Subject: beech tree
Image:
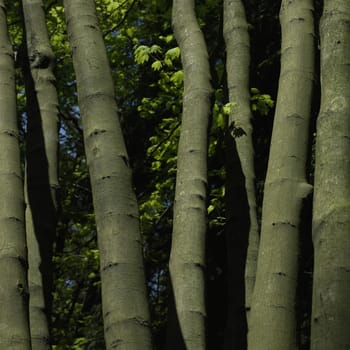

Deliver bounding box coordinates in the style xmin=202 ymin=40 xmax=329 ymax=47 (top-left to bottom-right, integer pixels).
xmin=169 ymin=0 xmax=212 ymax=348
xmin=1 ymin=0 xmax=349 ymax=349
xmin=248 ymin=1 xmax=314 ymax=348
xmin=311 ymin=1 xmax=350 ymax=348
xmin=22 ymin=0 xmax=60 ymax=347
xmin=223 ymin=0 xmax=259 ymax=323
xmin=63 ymin=0 xmax=152 ymax=348
xmin=222 ymin=1 xmax=260 ymax=347
xmin=0 ymin=1 xmax=31 ymax=348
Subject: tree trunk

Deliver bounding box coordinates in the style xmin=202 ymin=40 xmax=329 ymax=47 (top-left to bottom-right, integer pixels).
xmin=223 ymin=0 xmax=259 ymax=327
xmin=311 ymin=1 xmax=350 ymax=348
xmin=0 ymin=1 xmax=31 ymax=348
xmin=63 ymin=1 xmax=152 ymax=348
xmin=22 ymin=0 xmax=60 ymax=348
xmin=248 ymin=1 xmax=314 ymax=349
xmin=169 ymin=0 xmax=212 ymax=349
xmin=223 ymin=133 xmax=249 ymax=350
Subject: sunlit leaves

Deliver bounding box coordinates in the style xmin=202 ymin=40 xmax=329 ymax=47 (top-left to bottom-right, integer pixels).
xmin=223 ymin=102 xmax=238 ymax=116
xmin=164 ymin=46 xmax=180 ymax=66
xmin=251 ymin=87 xmax=275 ymax=116
xmin=134 ymin=43 xmax=180 ymax=70
xmin=151 ymin=60 xmax=163 ymax=71
xmin=150 ymin=44 xmax=162 ymax=54
xmin=106 ymin=0 xmax=120 ymax=12
xmin=134 ymin=45 xmax=152 ymax=64
xmin=170 ymin=69 xmax=183 ymax=86
xmin=159 ymin=34 xmax=174 ymax=43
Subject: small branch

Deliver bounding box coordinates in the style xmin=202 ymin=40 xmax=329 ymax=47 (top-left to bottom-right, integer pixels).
xmin=103 ymin=0 xmax=138 ymax=38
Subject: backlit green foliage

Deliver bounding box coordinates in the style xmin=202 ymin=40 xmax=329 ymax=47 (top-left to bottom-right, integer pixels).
xmin=250 ymin=87 xmax=274 ymax=116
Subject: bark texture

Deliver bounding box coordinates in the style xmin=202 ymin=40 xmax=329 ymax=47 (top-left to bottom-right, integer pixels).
xmin=169 ymin=0 xmax=212 ymax=349
xmin=63 ymin=1 xmax=152 ymax=349
xmin=0 ymin=1 xmax=31 ymax=349
xmin=223 ymin=0 xmax=259 ymax=322
xmin=248 ymin=1 xmax=314 ymax=349
xmin=22 ymin=0 xmax=60 ymax=347
xmin=311 ymin=1 xmax=350 ymax=348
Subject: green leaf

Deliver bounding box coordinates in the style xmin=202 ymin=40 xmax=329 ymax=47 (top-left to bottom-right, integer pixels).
xmin=223 ymin=102 xmax=237 ymax=115
xmin=170 ymin=70 xmax=183 ymax=86
xmin=251 ymin=92 xmax=274 ymax=116
xmin=134 ymin=45 xmax=151 ymax=64
xmin=216 ymin=113 xmax=226 ymax=129
xmin=163 ymin=57 xmax=173 ymax=67
xmin=151 ymin=60 xmax=163 ymax=71
xmin=165 ymin=47 xmax=180 ymax=60
xmin=208 ymin=205 xmax=215 ymax=214
xmin=150 ymin=44 xmax=162 ymax=54
xmin=165 ymin=34 xmax=174 ymax=43
xmin=88 ymin=272 xmax=96 ymax=279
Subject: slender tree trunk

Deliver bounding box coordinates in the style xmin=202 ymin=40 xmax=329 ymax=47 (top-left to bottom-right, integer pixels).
xmin=223 ymin=134 xmax=249 ymax=350
xmin=223 ymin=0 xmax=259 ymax=325
xmin=63 ymin=1 xmax=152 ymax=348
xmin=248 ymin=1 xmax=314 ymax=349
xmin=22 ymin=0 xmax=60 ymax=348
xmin=169 ymin=1 xmax=212 ymax=349
xmin=311 ymin=1 xmax=350 ymax=348
xmin=0 ymin=1 xmax=31 ymax=348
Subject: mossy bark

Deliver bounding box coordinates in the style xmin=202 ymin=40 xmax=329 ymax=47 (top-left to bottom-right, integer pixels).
xmin=169 ymin=0 xmax=212 ymax=348
xmin=0 ymin=1 xmax=31 ymax=348
xmin=311 ymin=1 xmax=350 ymax=348
xmin=63 ymin=1 xmax=152 ymax=348
xmin=248 ymin=1 xmax=314 ymax=349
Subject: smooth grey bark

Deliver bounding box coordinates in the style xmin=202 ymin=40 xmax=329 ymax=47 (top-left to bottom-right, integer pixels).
xmin=223 ymin=0 xmax=259 ymax=321
xmin=22 ymin=0 xmax=60 ymax=348
xmin=248 ymin=1 xmax=314 ymax=349
xmin=63 ymin=1 xmax=152 ymax=349
xmin=0 ymin=1 xmax=31 ymax=349
xmin=169 ymin=0 xmax=212 ymax=349
xmin=311 ymin=1 xmax=350 ymax=348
